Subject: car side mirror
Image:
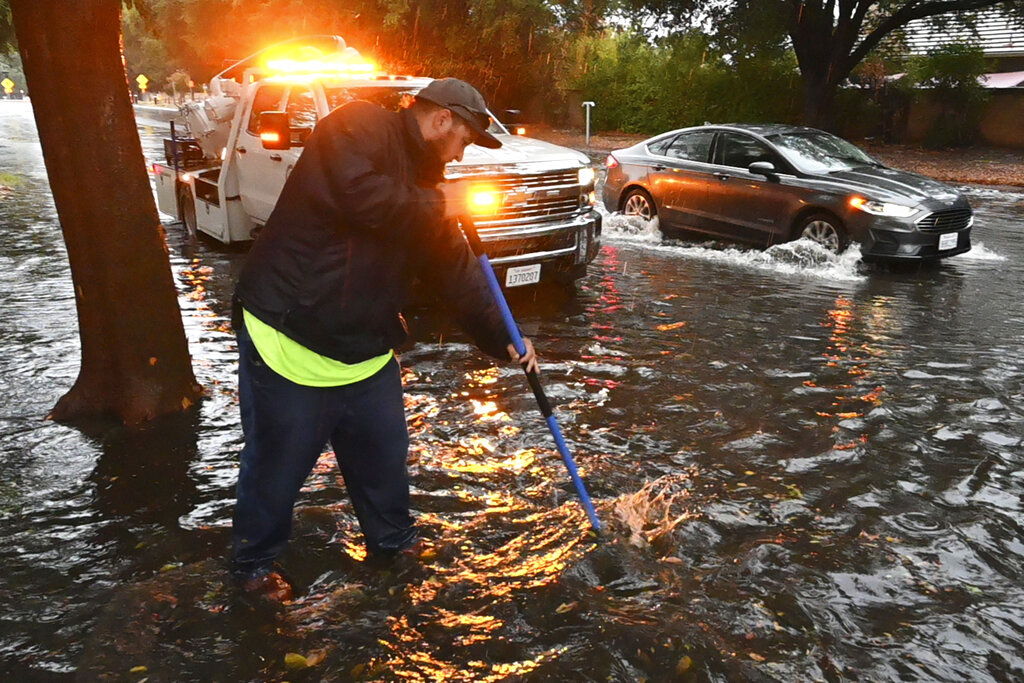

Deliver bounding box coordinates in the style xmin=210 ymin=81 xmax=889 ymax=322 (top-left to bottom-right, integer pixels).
xmin=748 ymin=161 xmax=777 ymax=178
xmin=258 ymin=111 xmax=291 ymax=151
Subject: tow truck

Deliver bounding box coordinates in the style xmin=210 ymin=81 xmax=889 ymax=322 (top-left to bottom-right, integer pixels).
xmin=152 ymin=36 xmax=601 ymax=287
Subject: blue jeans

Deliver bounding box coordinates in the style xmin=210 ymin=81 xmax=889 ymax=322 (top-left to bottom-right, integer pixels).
xmin=230 ymin=326 xmax=416 ymax=578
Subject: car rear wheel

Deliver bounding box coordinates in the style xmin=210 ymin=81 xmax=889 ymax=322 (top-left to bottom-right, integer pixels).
xmin=797 ymin=213 xmax=848 ymax=253
xmin=177 ymin=186 xmax=198 ymax=240
xmin=622 ymin=188 xmax=657 ymax=222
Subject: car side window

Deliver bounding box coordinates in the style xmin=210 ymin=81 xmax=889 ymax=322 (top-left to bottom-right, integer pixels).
xmin=286 ymin=86 xmax=318 ymax=146
xmin=665 ymin=131 xmax=715 ymax=163
xmin=246 ymin=84 xmax=287 ymax=136
xmin=646 ymin=136 xmax=676 ymax=156
xmin=717 ymin=132 xmax=776 ymax=170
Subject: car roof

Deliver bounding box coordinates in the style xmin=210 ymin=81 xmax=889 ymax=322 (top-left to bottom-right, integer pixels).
xmin=648 ymin=123 xmax=824 ymax=141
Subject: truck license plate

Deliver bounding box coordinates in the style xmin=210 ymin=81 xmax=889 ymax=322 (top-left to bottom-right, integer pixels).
xmin=938 ymin=232 xmax=958 ymax=250
xmin=505 ymin=264 xmax=541 ymax=287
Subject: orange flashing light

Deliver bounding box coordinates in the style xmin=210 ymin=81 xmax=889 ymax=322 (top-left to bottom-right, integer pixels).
xmin=265 ymin=57 xmax=376 ymax=75
xmin=260 ymin=131 xmax=281 ymax=144
xmin=849 ymin=196 xmax=866 ymax=209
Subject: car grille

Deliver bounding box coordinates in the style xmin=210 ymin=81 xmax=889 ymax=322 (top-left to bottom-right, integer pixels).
xmin=472 ymin=170 xmax=582 ymax=226
xmin=917 ymin=208 xmax=972 ymax=232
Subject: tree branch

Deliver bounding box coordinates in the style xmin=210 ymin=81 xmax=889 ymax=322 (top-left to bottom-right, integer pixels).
xmin=847 ymin=0 xmax=1011 ymax=72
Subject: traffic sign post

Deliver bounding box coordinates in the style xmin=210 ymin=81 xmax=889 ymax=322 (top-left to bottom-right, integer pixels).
xmin=136 ymin=73 xmax=149 ymax=100
xmin=582 ymin=101 xmax=596 ymax=147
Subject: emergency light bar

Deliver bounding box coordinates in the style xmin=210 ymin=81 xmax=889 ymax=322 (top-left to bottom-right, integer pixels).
xmin=265 ymin=57 xmax=376 ymax=75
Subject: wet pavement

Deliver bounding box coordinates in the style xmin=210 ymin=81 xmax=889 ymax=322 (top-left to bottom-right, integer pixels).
xmin=2 ymin=99 xmax=1024 ymax=681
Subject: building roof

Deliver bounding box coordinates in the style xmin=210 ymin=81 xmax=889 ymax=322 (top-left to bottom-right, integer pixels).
xmin=905 ymin=8 xmax=1024 ymax=57
xmin=979 ymin=69 xmax=1024 ymax=87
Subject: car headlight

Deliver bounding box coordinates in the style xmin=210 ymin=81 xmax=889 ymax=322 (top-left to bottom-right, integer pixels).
xmin=849 ymin=196 xmax=918 ymax=218
xmin=578 ymin=166 xmax=596 ymax=187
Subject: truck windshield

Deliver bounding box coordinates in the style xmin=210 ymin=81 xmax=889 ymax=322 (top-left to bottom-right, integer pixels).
xmin=324 ymin=86 xmax=508 ymax=135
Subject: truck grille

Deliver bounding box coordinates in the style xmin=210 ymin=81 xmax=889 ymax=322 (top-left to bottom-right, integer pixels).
xmin=483 ymin=230 xmax=577 ymax=260
xmin=472 ymin=170 xmax=582 ymax=226
xmin=917 ymin=208 xmax=972 ymax=232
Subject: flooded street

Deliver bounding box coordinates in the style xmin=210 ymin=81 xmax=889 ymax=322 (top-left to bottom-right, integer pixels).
xmin=2 ymin=99 xmax=1024 ymax=681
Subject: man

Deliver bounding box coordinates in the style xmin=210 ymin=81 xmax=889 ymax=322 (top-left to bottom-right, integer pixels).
xmin=230 ymin=78 xmax=538 ymax=600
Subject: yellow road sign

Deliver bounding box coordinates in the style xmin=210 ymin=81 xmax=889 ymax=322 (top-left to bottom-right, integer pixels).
xmin=1 ymin=78 xmax=13 ymax=94
xmin=135 ymin=74 xmax=149 ymax=92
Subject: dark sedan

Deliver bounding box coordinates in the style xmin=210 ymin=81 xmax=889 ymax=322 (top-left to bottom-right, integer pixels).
xmin=602 ymin=124 xmax=973 ymax=260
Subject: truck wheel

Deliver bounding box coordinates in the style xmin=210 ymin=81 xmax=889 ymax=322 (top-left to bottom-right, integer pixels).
xmin=177 ymin=187 xmax=198 ymax=240
xmin=796 ymin=212 xmax=848 ymax=253
xmin=622 ymin=188 xmax=657 ymax=222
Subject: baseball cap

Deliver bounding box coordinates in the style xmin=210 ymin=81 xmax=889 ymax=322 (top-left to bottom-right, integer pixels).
xmin=416 ymin=78 xmax=502 ymax=149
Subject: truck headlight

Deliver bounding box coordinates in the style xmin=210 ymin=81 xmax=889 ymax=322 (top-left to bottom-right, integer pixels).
xmin=470 ymin=187 xmax=500 ymax=216
xmin=578 ymin=167 xmax=596 ymax=187
xmin=849 ymin=196 xmax=917 ymax=218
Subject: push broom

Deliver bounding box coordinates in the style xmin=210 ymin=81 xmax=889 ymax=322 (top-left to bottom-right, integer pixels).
xmin=459 ymin=214 xmax=602 ymax=532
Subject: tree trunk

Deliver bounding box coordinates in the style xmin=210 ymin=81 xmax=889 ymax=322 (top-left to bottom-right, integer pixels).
xmin=11 ymin=0 xmax=202 ymax=424
xmin=800 ymin=72 xmax=835 ymax=129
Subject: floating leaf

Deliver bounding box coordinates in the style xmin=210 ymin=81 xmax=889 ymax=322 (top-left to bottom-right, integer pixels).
xmin=675 ymin=656 xmax=693 ymax=674
xmin=284 ymin=653 xmax=308 ymax=670
xmin=749 ymin=652 xmax=766 ymax=662
xmin=555 ymin=601 xmax=577 ymax=614
xmin=129 ymin=665 xmax=148 ymax=674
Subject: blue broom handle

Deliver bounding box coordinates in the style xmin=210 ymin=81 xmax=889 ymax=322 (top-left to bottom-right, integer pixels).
xmin=462 ymin=218 xmax=601 ymax=531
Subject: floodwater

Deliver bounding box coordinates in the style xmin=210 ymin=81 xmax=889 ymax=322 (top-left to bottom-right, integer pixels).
xmin=2 ymin=99 xmax=1024 ymax=681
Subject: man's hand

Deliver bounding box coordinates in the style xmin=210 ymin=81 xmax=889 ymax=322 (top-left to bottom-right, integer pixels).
xmin=508 ymin=336 xmax=538 ymax=374
xmin=439 ymin=179 xmax=471 ymax=220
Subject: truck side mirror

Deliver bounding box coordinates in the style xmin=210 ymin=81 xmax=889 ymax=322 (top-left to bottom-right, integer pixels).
xmin=258 ymin=111 xmax=291 ymax=151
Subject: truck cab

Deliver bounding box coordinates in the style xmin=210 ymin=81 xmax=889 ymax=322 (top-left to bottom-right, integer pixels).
xmin=153 ymin=36 xmax=601 ymax=287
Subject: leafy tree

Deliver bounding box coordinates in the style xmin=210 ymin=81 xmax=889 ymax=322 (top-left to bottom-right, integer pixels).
xmin=564 ymin=29 xmax=800 ymax=133
xmin=908 ymin=42 xmax=989 ymax=146
xmin=9 ymin=0 xmax=202 ymax=423
xmin=624 ymin=0 xmax=1023 ymax=127
xmin=124 ymin=0 xmax=584 ymax=113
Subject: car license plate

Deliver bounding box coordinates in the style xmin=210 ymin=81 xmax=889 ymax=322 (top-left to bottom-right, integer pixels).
xmin=938 ymin=232 xmax=958 ymax=250
xmin=505 ymin=264 xmax=541 ymax=287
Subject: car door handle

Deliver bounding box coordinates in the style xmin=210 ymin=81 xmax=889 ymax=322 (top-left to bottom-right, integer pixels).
xmin=270 ymin=154 xmax=282 ymax=162
xmin=652 ymin=164 xmax=665 ymax=171
xmin=714 ymin=173 xmax=730 ymax=181
xmin=237 ymin=147 xmax=246 ymax=154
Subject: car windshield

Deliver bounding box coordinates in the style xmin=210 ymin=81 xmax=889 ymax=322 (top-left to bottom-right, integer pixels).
xmin=324 ymin=85 xmax=508 ymax=135
xmin=766 ymin=131 xmax=880 ymax=173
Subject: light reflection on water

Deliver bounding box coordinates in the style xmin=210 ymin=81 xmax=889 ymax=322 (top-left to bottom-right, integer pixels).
xmin=2 ymin=101 xmax=1024 ymax=680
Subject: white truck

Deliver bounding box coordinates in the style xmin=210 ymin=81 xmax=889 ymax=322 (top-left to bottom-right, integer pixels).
xmin=152 ymin=36 xmax=601 ymax=287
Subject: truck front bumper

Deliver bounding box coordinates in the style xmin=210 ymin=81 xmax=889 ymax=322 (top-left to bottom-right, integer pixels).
xmin=479 ymin=210 xmax=602 ymax=276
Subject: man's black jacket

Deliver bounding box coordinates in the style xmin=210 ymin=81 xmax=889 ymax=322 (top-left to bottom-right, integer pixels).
xmin=235 ymin=101 xmax=511 ymax=364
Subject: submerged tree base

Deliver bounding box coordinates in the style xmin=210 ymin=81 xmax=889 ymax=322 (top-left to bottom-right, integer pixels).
xmin=49 ymin=374 xmax=205 ymax=426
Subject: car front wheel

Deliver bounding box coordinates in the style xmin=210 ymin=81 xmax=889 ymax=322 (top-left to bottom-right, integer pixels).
xmin=797 ymin=213 xmax=848 ymax=253
xmin=622 ymin=188 xmax=657 ymax=222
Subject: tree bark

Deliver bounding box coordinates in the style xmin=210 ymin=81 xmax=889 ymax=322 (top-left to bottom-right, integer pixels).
xmin=11 ymin=0 xmax=202 ymax=424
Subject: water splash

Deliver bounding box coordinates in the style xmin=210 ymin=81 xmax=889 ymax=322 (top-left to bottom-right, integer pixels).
xmin=956 ymin=241 xmax=1006 ymax=261
xmin=601 ymin=210 xmax=864 ymax=281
